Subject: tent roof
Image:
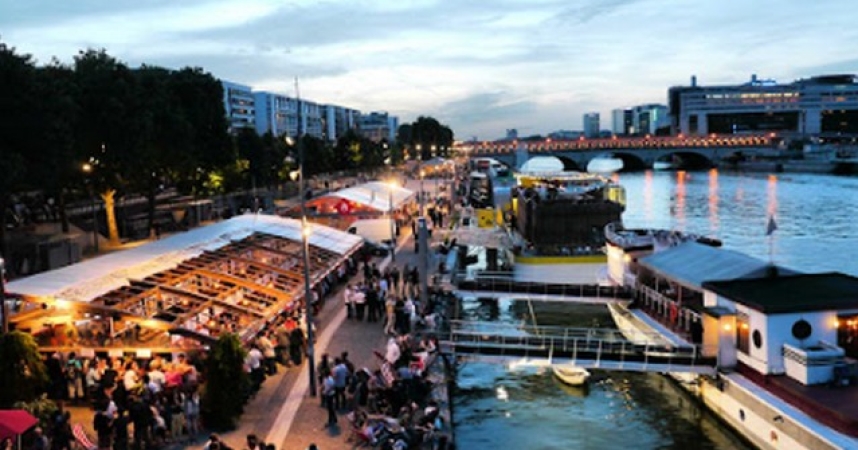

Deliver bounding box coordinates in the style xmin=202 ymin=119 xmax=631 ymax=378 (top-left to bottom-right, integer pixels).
xmin=638 ymin=241 xmax=777 ymax=290
xmin=0 ymin=410 xmax=38 ymax=439
xmin=6 ymin=214 xmax=362 ymax=302
xmin=329 ymin=181 xmax=414 ymax=212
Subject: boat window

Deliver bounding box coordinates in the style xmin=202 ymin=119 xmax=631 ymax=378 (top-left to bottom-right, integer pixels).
xmin=792 ymin=320 xmax=812 ymax=340
xmin=752 ymin=330 xmax=763 ymax=349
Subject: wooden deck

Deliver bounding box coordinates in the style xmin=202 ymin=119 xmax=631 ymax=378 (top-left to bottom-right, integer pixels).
xmin=737 ymin=362 xmax=858 ymax=437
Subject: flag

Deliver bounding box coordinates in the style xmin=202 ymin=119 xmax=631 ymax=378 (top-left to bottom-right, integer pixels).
xmin=766 ymin=215 xmax=778 ymax=236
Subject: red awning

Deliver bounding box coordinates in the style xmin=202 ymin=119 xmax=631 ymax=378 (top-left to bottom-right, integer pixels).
xmin=0 ymin=410 xmax=38 ymax=439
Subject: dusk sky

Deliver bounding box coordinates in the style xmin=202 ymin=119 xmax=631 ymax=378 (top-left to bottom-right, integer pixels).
xmin=4 ymin=0 xmax=857 ymax=140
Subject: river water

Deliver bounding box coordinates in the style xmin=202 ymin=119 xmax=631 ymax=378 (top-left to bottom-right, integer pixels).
xmin=453 ymin=170 xmax=858 ymax=449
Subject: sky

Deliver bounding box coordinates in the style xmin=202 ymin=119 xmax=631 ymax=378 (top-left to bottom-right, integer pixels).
xmin=3 ymin=0 xmax=858 ymax=140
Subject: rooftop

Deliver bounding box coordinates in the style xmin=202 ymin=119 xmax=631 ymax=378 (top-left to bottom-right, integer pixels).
xmin=703 ymin=272 xmax=858 ymax=314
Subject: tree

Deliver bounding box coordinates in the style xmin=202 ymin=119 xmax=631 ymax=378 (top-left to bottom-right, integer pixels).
xmin=0 ymin=43 xmax=37 ymax=261
xmin=201 ymin=333 xmax=249 ymax=430
xmin=73 ymin=49 xmax=139 ymax=246
xmin=30 ymin=60 xmax=79 ymax=234
xmin=0 ymin=331 xmax=49 ymax=407
xmin=169 ymin=67 xmax=233 ymax=196
xmin=401 ymin=116 xmax=454 ymax=160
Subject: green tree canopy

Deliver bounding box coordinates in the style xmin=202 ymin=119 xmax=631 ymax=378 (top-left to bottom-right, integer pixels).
xmin=0 ymin=331 xmax=49 ymax=407
xmin=201 ymin=333 xmax=249 ymax=430
xmin=399 ymin=116 xmax=454 ymax=160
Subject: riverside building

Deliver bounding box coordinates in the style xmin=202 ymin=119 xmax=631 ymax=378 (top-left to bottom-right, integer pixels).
xmin=669 ymin=74 xmax=858 ymax=137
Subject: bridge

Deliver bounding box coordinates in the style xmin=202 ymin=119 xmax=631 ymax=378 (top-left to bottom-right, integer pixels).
xmin=441 ymin=320 xmax=717 ymax=375
xmin=458 ymin=134 xmax=780 ymax=170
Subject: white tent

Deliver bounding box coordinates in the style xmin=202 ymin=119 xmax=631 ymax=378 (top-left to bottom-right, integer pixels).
xmin=6 ymin=214 xmax=363 ymax=303
xmin=329 ymin=181 xmax=414 ymax=212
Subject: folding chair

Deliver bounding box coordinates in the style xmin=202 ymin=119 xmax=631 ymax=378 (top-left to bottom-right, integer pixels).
xmin=72 ymin=423 xmax=97 ymax=450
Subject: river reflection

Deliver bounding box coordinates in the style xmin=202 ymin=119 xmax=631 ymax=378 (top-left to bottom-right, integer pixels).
xmin=620 ymin=170 xmax=858 ymax=276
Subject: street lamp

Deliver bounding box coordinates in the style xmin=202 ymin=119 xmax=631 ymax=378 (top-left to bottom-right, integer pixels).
xmin=0 ymin=257 xmax=7 ymax=334
xmin=417 ymin=169 xmax=429 ymax=305
xmin=82 ymin=163 xmax=98 ymax=254
xmin=288 ymin=134 xmax=317 ymax=397
xmin=386 ymin=181 xmax=397 ymax=262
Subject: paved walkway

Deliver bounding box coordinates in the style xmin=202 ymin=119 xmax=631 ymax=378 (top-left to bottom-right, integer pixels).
xmin=188 ymin=229 xmax=431 ymax=450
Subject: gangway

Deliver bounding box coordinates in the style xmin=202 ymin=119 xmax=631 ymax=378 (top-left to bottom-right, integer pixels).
xmin=451 ymin=275 xmax=632 ymax=305
xmin=441 ymin=320 xmax=717 ymax=375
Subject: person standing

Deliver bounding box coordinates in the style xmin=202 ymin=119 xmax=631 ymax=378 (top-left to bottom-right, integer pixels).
xmin=321 ymin=369 xmax=337 ymax=427
xmin=343 ymin=285 xmax=354 ymax=319
xmin=353 ymin=285 xmax=366 ymax=321
xmin=289 ymin=324 xmax=305 ymax=366
xmin=332 ymin=357 xmax=349 ymax=411
xmin=257 ymin=332 xmax=277 ymax=376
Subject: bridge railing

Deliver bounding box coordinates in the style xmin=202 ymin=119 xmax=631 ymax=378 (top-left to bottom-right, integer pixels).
xmin=455 ymin=276 xmax=632 ymax=299
xmin=444 ymin=320 xmax=718 ymax=370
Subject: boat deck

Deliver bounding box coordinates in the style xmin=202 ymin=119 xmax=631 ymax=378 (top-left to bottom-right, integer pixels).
xmin=737 ymin=362 xmax=858 ymax=438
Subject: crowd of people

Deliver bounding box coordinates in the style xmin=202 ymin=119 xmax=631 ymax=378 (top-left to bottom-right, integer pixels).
xmin=324 ymin=257 xmax=452 ymax=450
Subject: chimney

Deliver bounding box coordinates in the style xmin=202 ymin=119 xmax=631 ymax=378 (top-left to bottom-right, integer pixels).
xmin=751 ymin=74 xmax=758 ymax=84
xmin=691 ymin=75 xmax=697 ymax=87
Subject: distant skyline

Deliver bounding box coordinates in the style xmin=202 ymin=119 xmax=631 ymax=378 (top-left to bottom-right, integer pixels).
xmin=4 ymin=0 xmax=858 ymax=140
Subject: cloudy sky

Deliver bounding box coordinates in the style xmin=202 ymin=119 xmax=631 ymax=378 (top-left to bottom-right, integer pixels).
xmin=4 ymin=0 xmax=857 ymax=140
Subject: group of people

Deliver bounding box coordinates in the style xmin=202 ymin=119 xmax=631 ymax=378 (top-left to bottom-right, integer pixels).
xmin=40 ymin=351 xmax=203 ymax=450
xmin=336 ymin=331 xmax=449 ymax=449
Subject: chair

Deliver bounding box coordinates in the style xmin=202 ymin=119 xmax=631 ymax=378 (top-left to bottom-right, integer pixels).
xmin=345 ymin=412 xmax=373 ymax=448
xmin=72 ymin=423 xmax=97 ymax=450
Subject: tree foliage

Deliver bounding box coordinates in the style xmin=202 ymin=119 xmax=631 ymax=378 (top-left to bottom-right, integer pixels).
xmin=201 ymin=333 xmax=249 ymax=431
xmin=397 ymin=116 xmax=454 ymax=160
xmin=0 ymin=331 xmax=50 ymax=408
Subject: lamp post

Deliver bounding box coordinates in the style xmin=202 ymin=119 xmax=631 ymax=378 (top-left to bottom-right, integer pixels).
xmin=418 ymin=169 xmax=429 ymax=306
xmin=289 ymin=134 xmax=317 ymax=397
xmin=82 ymin=163 xmax=99 ymax=254
xmin=1 ymin=257 xmax=7 ymax=334
xmin=387 ymin=181 xmax=397 ymax=262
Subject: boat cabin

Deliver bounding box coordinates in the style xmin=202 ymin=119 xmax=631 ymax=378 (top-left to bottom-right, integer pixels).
xmin=703 ymin=273 xmax=858 ymax=385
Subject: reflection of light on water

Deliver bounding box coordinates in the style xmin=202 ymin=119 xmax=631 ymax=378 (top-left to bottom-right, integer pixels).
xmin=708 ymin=169 xmax=719 ymax=234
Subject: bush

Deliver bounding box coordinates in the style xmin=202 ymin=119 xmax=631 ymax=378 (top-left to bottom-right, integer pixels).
xmin=14 ymin=395 xmax=59 ymax=430
xmin=201 ymin=333 xmax=250 ymax=430
xmin=0 ymin=331 xmax=49 ymax=407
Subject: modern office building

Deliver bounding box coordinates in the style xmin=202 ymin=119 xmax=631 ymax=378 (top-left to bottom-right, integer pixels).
xmin=583 ymin=112 xmax=600 ymax=138
xmin=321 ymin=105 xmax=361 ymax=142
xmin=359 ymin=111 xmax=398 ymax=143
xmin=254 ymin=92 xmax=300 ymax=137
xmin=299 ymin=100 xmax=324 ymax=140
xmin=631 ymin=104 xmax=669 ymax=135
xmin=669 ymin=74 xmax=858 ymax=136
xmin=611 ymin=109 xmax=633 ymax=135
xmin=222 ymin=81 xmax=256 ymax=134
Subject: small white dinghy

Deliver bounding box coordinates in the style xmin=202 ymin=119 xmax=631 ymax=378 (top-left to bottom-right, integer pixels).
xmin=552 ymin=365 xmax=591 ymax=387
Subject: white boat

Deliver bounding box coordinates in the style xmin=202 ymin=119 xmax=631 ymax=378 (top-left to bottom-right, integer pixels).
xmin=552 ymin=365 xmax=591 ymax=386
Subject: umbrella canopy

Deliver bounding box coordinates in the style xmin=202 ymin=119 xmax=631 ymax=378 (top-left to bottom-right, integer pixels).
xmin=0 ymin=410 xmax=38 ymax=440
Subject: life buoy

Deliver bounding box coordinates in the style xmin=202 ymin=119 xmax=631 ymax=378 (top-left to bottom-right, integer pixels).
xmin=670 ymin=303 xmax=679 ymax=323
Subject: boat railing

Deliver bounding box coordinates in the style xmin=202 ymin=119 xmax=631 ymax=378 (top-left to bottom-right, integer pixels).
xmin=454 ymin=277 xmax=632 ymax=300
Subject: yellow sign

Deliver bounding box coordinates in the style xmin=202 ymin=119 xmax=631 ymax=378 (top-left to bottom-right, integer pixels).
xmin=476 ymin=208 xmax=495 ymax=228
